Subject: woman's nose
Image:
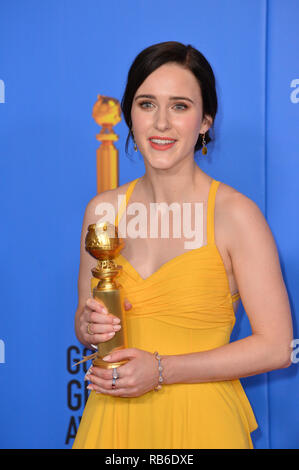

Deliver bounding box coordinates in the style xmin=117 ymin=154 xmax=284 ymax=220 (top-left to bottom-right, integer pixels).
xmin=154 ymin=107 xmax=171 ymax=131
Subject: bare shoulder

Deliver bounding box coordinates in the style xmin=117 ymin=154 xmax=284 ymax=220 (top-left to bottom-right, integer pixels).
xmin=216 ymin=180 xmax=264 ymax=217
xmin=216 ymin=180 xmax=278 ymax=262
xmin=83 ymin=180 xmax=133 ymax=225
xmin=216 ymin=180 xmax=269 ymax=226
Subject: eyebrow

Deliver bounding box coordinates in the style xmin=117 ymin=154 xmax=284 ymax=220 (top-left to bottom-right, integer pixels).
xmin=134 ymin=94 xmax=194 ymax=104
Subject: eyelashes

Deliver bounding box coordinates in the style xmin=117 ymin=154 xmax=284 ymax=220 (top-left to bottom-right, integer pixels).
xmin=138 ymin=101 xmax=188 ymax=111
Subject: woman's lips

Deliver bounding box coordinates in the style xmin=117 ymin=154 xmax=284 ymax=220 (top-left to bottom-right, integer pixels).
xmin=149 ymin=140 xmax=176 ymax=151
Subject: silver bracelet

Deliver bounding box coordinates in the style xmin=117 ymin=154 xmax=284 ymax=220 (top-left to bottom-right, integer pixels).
xmin=153 ymin=351 xmax=164 ymax=391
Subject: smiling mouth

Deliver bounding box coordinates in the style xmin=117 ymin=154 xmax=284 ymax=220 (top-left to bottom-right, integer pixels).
xmin=149 ymin=139 xmax=177 ymax=151
xmin=149 ymin=138 xmax=176 ymax=144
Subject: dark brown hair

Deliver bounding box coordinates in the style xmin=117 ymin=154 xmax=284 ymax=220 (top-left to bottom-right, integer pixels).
xmin=121 ymin=41 xmax=218 ymax=155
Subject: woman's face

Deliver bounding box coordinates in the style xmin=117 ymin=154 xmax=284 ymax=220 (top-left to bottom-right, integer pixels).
xmin=131 ymin=62 xmax=212 ymax=171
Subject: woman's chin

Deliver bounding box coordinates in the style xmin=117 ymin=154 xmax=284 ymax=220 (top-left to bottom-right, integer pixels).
xmin=148 ymin=162 xmax=176 ymax=171
xmin=144 ymin=155 xmax=180 ymax=171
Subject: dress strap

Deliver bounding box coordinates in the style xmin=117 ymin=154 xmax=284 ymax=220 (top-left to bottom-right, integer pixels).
xmin=207 ymin=179 xmax=220 ymax=245
xmin=114 ymin=178 xmax=140 ymax=228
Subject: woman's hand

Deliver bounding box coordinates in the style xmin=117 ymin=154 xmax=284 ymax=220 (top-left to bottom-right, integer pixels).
xmin=79 ymin=297 xmax=132 ymax=347
xmin=85 ymin=348 xmax=160 ymax=397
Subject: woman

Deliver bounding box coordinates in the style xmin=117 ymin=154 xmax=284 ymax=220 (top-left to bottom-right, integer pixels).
xmin=73 ymin=42 xmax=293 ymax=449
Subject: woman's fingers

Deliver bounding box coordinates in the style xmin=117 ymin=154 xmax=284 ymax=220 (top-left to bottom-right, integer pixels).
xmin=87 ymin=322 xmax=121 ymax=335
xmin=86 ymin=297 xmax=131 ymax=322
xmin=85 ymin=319 xmax=121 ymax=344
xmin=82 ymin=297 xmax=132 ymax=344
xmin=87 ymin=331 xmax=114 ymax=344
xmin=85 ymin=366 xmax=128 ymax=392
xmin=84 ymin=365 xmax=111 ymax=389
xmin=86 ymin=374 xmax=115 ymax=390
xmin=86 ymin=297 xmax=107 ymax=313
xmin=88 ymin=322 xmax=119 ymax=339
xmin=85 ymin=298 xmax=120 ymax=325
xmin=88 ymin=310 xmax=120 ymax=326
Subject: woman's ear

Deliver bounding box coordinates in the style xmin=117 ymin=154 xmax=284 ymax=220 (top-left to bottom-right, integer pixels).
xmin=200 ymin=114 xmax=213 ymax=134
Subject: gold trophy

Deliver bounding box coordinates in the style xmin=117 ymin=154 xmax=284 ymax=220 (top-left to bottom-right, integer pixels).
xmin=92 ymin=95 xmax=121 ymax=193
xmin=85 ymin=221 xmax=127 ymax=369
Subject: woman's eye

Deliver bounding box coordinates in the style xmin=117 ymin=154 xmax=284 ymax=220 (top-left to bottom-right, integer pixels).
xmin=174 ymin=103 xmax=188 ymax=110
xmin=139 ymin=101 xmax=153 ymax=109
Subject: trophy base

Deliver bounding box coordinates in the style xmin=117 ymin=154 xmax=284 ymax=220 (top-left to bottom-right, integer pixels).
xmin=92 ymin=357 xmax=127 ymax=369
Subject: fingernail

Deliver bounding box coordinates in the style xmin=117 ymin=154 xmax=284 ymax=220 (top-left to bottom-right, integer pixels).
xmin=113 ymin=318 xmax=121 ymax=324
xmin=113 ymin=325 xmax=121 ymax=331
xmin=101 ymin=306 xmax=108 ymax=314
xmin=87 ymin=385 xmax=93 ymax=390
xmin=108 ymin=332 xmax=115 ymax=337
xmin=102 ymin=355 xmax=111 ymax=361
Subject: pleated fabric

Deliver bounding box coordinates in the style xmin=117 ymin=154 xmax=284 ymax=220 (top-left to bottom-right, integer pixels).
xmin=73 ymin=178 xmax=258 ymax=449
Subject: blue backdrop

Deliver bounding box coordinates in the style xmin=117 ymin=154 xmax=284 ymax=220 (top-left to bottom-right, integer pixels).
xmin=0 ymin=0 xmax=298 ymax=449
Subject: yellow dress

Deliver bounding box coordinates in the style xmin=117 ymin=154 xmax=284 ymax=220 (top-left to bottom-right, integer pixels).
xmin=73 ymin=178 xmax=258 ymax=449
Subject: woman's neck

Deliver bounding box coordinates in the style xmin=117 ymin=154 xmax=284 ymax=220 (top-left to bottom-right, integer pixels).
xmin=139 ymin=161 xmax=206 ymax=204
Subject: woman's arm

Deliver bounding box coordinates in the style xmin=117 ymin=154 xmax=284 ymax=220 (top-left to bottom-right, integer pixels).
xmin=75 ymin=195 xmax=102 ymax=347
xmin=162 ymin=192 xmax=293 ymax=384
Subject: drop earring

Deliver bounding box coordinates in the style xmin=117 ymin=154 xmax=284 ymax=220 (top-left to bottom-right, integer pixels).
xmin=201 ymin=133 xmax=207 ymax=155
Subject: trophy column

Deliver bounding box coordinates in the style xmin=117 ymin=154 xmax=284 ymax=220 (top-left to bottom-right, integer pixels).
xmin=85 ymin=222 xmax=128 ymax=369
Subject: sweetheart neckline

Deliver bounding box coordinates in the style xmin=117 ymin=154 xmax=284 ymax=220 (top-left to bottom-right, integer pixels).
xmin=116 ymin=243 xmax=239 ymax=303
xmin=115 ymin=243 xmax=240 ymax=315
xmin=115 ymin=243 xmax=239 ymax=306
xmin=117 ymin=243 xmax=211 ymax=282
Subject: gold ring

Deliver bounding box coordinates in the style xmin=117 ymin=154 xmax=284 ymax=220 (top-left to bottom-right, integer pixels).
xmin=87 ymin=322 xmax=93 ymax=335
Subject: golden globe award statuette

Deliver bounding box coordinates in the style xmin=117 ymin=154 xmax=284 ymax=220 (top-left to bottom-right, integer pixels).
xmin=92 ymin=95 xmax=121 ymax=194
xmin=85 ymin=221 xmax=127 ymax=369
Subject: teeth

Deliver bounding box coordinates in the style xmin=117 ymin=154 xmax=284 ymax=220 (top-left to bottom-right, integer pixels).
xmin=150 ymin=139 xmax=175 ymax=144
